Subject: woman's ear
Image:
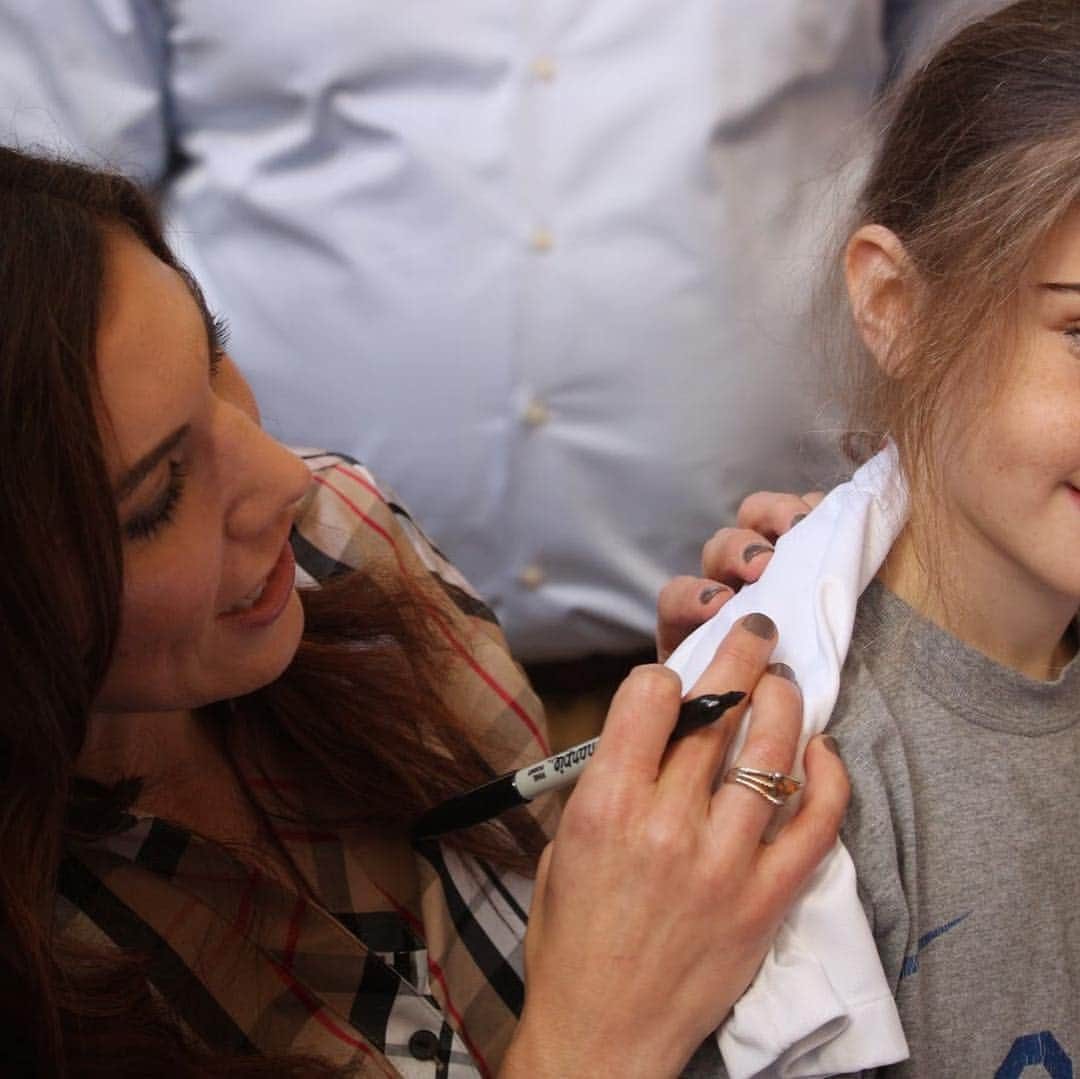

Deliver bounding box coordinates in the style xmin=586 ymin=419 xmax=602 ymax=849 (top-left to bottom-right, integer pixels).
xmin=845 ymin=224 xmax=914 ymax=376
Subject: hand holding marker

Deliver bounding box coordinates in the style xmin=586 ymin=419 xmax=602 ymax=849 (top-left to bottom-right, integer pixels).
xmin=412 ymin=692 xmax=746 ymax=840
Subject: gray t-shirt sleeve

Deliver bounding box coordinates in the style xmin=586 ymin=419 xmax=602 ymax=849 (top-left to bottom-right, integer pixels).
xmin=829 ymin=654 xmax=915 ymax=993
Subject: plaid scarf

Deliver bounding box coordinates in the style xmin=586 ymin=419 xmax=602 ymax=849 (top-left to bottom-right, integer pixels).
xmin=59 ymin=452 xmax=557 ymax=1077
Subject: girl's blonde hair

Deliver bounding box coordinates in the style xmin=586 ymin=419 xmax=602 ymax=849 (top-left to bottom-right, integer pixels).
xmin=834 ymin=0 xmax=1080 ymax=564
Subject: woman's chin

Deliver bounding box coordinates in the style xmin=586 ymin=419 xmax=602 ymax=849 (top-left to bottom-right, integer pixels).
xmin=212 ymin=588 xmax=307 ymax=703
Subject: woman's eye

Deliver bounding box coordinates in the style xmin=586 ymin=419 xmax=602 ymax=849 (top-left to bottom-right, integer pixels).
xmin=123 ymin=461 xmax=188 ymax=542
xmin=1066 ymin=326 xmax=1080 ymax=350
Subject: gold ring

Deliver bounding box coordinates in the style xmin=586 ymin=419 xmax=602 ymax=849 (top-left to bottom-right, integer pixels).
xmin=724 ymin=766 xmax=801 ymax=806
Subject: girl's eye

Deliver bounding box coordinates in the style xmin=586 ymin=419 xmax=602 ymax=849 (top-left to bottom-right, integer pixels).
xmin=1065 ymin=326 xmax=1080 ymax=351
xmin=124 ymin=461 xmax=188 ymax=542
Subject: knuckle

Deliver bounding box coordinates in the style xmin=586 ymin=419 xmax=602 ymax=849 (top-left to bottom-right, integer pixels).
xmin=656 ymin=575 xmax=697 ymax=619
xmin=737 ymin=896 xmax=778 ymax=942
xmin=701 ymin=528 xmax=737 ymax=570
xmin=802 ymin=813 xmax=841 ymax=859
xmin=719 ymin=640 xmax=769 ymax=682
xmin=700 ymin=531 xmax=722 ymax=570
xmin=700 ymin=851 xmax=742 ymax=898
xmin=641 ymin=813 xmax=692 ymax=862
xmin=565 ymin=779 xmax=633 ymax=839
xmin=741 ymin=729 xmax=798 ymax=773
xmin=739 ymin=491 xmax=808 ymax=536
xmin=759 ymin=669 xmax=803 ymax=713
xmin=624 ymin=663 xmax=682 ymax=704
xmin=765 ymin=844 xmax=821 ymax=903
xmin=735 ymin=491 xmax=773 ymax=527
xmin=808 ymin=761 xmax=851 ymax=826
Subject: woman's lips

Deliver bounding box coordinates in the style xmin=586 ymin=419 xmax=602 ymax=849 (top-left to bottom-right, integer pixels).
xmin=220 ymin=541 xmax=296 ymax=628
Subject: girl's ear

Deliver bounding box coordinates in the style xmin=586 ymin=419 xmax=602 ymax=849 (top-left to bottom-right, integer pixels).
xmin=845 ymin=224 xmax=915 ymax=376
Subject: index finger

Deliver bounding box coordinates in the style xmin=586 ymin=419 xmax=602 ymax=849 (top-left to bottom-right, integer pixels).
xmin=683 ymin=611 xmax=780 ymax=701
xmin=659 ymin=613 xmax=780 ymax=787
xmin=585 ymin=663 xmax=684 ymax=785
xmin=592 ymin=612 xmax=779 ymax=789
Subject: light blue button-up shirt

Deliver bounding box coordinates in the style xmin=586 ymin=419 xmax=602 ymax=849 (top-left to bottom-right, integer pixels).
xmin=0 ymin=0 xmax=987 ymax=660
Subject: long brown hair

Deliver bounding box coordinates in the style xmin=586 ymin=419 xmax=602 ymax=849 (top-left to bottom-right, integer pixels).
xmin=833 ymin=0 xmax=1080 ymax=568
xmin=0 ymin=147 xmax=542 ymax=1076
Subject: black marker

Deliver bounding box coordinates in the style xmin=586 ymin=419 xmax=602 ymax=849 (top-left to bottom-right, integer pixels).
xmin=411 ymin=691 xmax=745 ymax=841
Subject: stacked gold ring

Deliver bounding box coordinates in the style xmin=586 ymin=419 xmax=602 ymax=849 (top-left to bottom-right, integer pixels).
xmin=723 ymin=766 xmax=801 ymax=806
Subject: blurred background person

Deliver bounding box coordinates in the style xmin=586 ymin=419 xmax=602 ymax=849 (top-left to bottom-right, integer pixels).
xmin=0 ymin=0 xmax=996 ymax=735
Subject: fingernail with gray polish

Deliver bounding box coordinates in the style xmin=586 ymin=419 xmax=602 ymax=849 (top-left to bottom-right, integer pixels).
xmin=699 ymin=584 xmax=729 ymax=605
xmin=819 ymin=734 xmax=841 ymax=757
xmin=742 ymin=543 xmax=774 ymax=564
xmin=741 ymin=612 xmax=777 ymax=639
xmin=791 ymin=513 xmax=807 ymax=528
xmin=767 ymin=662 xmax=797 ymax=685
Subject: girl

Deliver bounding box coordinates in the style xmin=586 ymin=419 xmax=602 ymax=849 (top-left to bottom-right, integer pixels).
xmin=827 ymin=0 xmax=1080 ymax=1072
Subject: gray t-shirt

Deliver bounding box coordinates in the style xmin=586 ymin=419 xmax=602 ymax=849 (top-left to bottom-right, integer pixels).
xmin=831 ymin=580 xmax=1080 ymax=1077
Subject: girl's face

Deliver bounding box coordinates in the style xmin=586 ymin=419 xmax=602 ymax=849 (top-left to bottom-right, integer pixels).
xmin=91 ymin=227 xmax=312 ymax=715
xmin=935 ymin=205 xmax=1080 ymax=618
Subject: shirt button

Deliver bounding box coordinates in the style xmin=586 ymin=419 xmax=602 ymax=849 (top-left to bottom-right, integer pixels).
xmin=531 ymin=57 xmax=557 ymax=81
xmin=530 ymin=228 xmax=554 ymax=253
xmin=408 ymin=1029 xmax=440 ymax=1061
xmin=523 ymin=398 xmax=550 ymax=428
xmin=519 ymin=563 xmax=545 ymax=590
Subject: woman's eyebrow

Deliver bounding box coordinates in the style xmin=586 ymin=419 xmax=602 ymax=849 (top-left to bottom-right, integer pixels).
xmin=114 ymin=424 xmax=190 ymax=502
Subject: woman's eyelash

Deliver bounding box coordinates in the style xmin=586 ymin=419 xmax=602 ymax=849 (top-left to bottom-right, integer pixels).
xmin=124 ymin=461 xmax=188 ymax=542
xmin=124 ymin=313 xmax=226 ymax=541
xmin=209 ymin=312 xmax=231 ymax=376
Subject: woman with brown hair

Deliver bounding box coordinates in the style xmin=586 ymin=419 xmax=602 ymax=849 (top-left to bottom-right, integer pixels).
xmin=0 ymin=145 xmax=846 ymax=1077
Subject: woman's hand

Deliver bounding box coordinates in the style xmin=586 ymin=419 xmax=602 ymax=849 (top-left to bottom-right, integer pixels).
xmin=502 ymin=613 xmax=848 ymax=1079
xmin=656 ymin=490 xmax=824 ymax=660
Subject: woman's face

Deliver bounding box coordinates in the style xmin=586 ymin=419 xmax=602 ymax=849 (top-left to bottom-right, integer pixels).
xmin=91 ymin=227 xmax=312 ymax=715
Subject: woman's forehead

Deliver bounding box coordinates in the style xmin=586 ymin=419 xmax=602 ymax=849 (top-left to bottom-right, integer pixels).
xmin=94 ymin=228 xmax=208 ymax=478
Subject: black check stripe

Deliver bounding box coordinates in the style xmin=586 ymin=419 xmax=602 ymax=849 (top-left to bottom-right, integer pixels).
xmin=436 ymin=1019 xmax=455 ymax=1077
xmin=133 ymin=818 xmax=189 ymax=878
xmin=348 ymin=953 xmax=400 ymax=1053
xmin=417 ymin=844 xmax=525 ymax=1016
xmin=335 ymin=910 xmax=423 ymax=953
xmin=434 ymin=577 xmax=499 ymax=625
xmin=476 ymin=859 xmax=528 ymax=925
xmin=290 ymin=525 xmax=353 ymax=582
xmin=58 ymin=856 xmax=256 ymax=1055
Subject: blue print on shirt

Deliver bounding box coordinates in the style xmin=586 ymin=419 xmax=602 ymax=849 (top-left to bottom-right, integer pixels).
xmin=899 ymin=911 xmax=971 ymax=979
xmin=995 ymin=1031 xmax=1073 ymax=1078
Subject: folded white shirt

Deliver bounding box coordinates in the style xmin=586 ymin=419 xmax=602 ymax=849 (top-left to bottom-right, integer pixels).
xmin=664 ymin=445 xmax=910 ymax=1077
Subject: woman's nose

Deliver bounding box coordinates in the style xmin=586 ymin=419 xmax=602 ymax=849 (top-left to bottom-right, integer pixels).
xmin=224 ymin=416 xmax=311 ymax=542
